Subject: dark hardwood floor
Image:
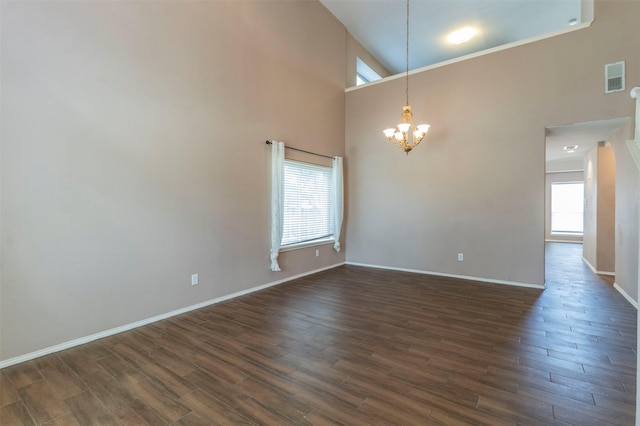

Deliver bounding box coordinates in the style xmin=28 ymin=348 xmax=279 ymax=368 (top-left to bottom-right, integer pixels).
xmin=1 ymin=243 xmax=636 ymax=425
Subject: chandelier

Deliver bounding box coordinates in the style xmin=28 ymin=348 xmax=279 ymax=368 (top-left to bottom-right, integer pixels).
xmin=383 ymin=0 xmax=430 ymax=154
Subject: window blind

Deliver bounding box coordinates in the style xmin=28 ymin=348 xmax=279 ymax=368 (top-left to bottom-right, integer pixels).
xmin=282 ymin=160 xmax=333 ymax=246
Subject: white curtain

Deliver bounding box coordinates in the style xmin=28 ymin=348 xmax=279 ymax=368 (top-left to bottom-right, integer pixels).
xmin=270 ymin=141 xmax=285 ymax=271
xmin=332 ymin=156 xmax=344 ymax=252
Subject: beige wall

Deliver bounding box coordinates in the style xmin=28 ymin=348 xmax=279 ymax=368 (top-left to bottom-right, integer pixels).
xmin=345 ymin=0 xmax=638 ymax=287
xmin=545 ymin=171 xmax=584 ymax=243
xmin=1 ymin=1 xmax=346 ymax=362
xmin=583 ymin=148 xmax=599 ymax=266
xmin=611 ymin=124 xmax=639 ymax=302
xmin=597 ymin=146 xmax=617 ymax=272
xmin=546 ymin=157 xmax=583 ymax=173
xmin=584 ymin=144 xmax=616 ymax=273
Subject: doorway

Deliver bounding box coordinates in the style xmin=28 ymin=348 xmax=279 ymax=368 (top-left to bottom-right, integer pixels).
xmin=544 ymin=118 xmax=628 ymax=280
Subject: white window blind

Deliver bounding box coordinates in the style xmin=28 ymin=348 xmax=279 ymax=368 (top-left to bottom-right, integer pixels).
xmin=282 ymin=160 xmax=333 ymax=246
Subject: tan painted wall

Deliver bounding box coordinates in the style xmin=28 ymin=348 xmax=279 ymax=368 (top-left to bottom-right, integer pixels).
xmin=584 ymin=144 xmax=617 ymax=273
xmin=545 ymin=171 xmax=584 ymax=243
xmin=546 ymin=156 xmax=583 ymax=173
xmin=610 ymin=124 xmax=639 ymax=301
xmin=1 ymin=1 xmax=346 ymax=362
xmin=597 ymin=146 xmax=616 ymax=272
xmin=345 ymin=0 xmax=638 ymax=286
xmin=584 ymin=148 xmax=599 ymax=267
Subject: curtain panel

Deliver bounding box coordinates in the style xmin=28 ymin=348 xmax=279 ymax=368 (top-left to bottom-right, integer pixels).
xmin=332 ymin=156 xmax=344 ymax=252
xmin=270 ymin=141 xmax=285 ymax=271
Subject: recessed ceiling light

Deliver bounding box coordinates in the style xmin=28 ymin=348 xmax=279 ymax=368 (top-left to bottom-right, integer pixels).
xmin=446 ymin=27 xmax=478 ymax=44
xmin=563 ymin=145 xmax=579 ymax=153
xmin=568 ymin=18 xmax=578 ymax=26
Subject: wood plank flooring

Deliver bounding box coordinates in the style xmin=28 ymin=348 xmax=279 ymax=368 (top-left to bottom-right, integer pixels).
xmin=1 ymin=243 xmax=636 ymax=425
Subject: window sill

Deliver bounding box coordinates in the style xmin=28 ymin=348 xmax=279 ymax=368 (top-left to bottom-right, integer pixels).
xmin=280 ymin=238 xmax=334 ymax=252
xmin=550 ymin=232 xmax=583 ymax=236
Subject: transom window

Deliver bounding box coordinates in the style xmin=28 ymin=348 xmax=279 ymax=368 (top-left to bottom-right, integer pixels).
xmin=356 ymin=57 xmax=382 ymax=86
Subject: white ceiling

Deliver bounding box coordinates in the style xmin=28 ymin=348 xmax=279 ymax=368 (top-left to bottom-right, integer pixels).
xmin=546 ymin=118 xmax=630 ymax=163
xmin=319 ymin=0 xmax=583 ymax=75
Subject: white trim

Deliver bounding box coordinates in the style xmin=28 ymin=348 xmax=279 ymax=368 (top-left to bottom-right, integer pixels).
xmin=346 ymin=20 xmax=593 ymax=93
xmin=545 ymin=239 xmax=583 ymax=243
xmin=582 ymin=257 xmax=615 ymax=276
xmin=627 ymin=139 xmax=640 ymax=171
xmin=345 ymin=262 xmax=545 ymax=289
xmin=613 ymin=283 xmax=639 ymax=309
xmin=545 ymin=169 xmax=584 ymax=174
xmin=280 ymin=237 xmax=334 ymax=252
xmin=0 ymin=262 xmax=345 ymax=369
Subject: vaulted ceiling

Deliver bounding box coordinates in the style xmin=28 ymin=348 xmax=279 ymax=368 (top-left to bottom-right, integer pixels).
xmin=320 ymin=0 xmax=583 ymax=75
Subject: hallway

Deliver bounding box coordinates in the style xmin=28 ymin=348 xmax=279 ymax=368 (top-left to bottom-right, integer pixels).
xmin=542 ymin=241 xmax=635 ymax=423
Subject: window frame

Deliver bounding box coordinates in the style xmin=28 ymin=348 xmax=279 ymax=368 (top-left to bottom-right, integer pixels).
xmin=279 ymin=159 xmax=335 ymax=251
xmin=550 ymin=181 xmax=585 ymax=235
xmin=356 ymin=57 xmax=382 ymax=86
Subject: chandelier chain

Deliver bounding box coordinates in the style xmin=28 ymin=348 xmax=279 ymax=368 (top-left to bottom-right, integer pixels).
xmin=381 ymin=0 xmax=430 ymax=154
xmin=405 ymin=0 xmax=409 ymax=106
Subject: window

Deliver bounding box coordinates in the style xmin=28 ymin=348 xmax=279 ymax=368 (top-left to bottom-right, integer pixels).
xmin=356 ymin=73 xmax=369 ymax=86
xmin=356 ymin=57 xmax=382 ymax=86
xmin=551 ymin=182 xmax=584 ymax=234
xmin=282 ymin=160 xmax=333 ymax=246
xmin=270 ymin=141 xmax=343 ymax=271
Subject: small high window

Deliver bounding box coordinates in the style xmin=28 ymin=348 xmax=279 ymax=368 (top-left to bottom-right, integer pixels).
xmin=356 ymin=73 xmax=368 ymax=86
xmin=356 ymin=57 xmax=382 ymax=86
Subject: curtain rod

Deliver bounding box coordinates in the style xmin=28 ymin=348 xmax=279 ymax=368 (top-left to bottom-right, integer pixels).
xmin=265 ymin=140 xmax=334 ymax=160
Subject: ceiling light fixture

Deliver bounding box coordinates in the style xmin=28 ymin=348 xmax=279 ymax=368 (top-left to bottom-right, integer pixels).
xmin=568 ymin=18 xmax=578 ymax=26
xmin=382 ymin=0 xmax=430 ymax=154
xmin=563 ymin=145 xmax=578 ymax=153
xmin=447 ymin=26 xmax=478 ymax=44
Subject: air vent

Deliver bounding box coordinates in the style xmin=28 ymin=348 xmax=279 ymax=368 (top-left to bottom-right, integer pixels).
xmin=605 ymin=61 xmax=625 ymax=93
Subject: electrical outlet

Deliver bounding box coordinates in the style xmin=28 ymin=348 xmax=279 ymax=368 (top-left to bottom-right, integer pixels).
xmin=458 ymin=253 xmax=464 ymax=262
xmin=315 ymin=249 xmax=320 ymax=257
xmin=191 ymin=274 xmax=199 ymax=285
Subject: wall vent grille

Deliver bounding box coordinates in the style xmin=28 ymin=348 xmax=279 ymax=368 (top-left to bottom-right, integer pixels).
xmin=605 ymin=61 xmax=625 ymax=93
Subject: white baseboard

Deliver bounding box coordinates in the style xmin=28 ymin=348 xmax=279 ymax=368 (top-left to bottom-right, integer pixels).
xmin=613 ymin=283 xmax=639 ymax=309
xmin=0 ymin=262 xmax=345 ymax=369
xmin=345 ymin=262 xmax=545 ymax=289
xmin=582 ymin=257 xmax=615 ymax=276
